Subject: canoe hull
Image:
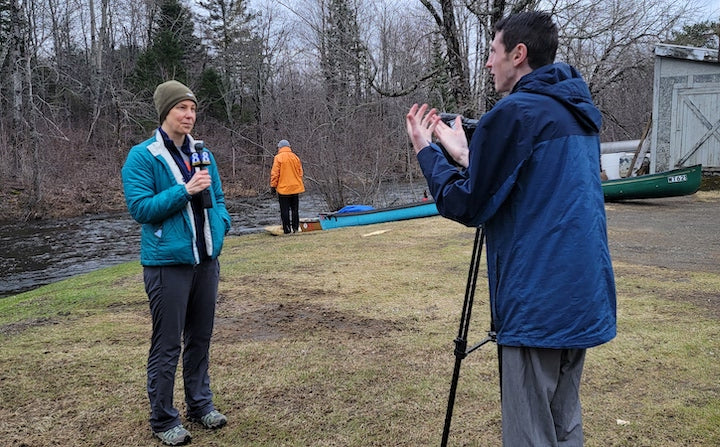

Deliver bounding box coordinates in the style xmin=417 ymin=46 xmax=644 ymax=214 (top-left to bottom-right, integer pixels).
xmin=319 ymin=201 xmax=439 ymax=230
xmin=602 ymin=165 xmax=702 ymax=201
xmin=297 ymin=165 xmax=702 ymax=234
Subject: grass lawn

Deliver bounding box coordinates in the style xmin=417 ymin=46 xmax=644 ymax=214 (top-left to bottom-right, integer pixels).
xmin=1 ymin=216 xmax=718 ymax=446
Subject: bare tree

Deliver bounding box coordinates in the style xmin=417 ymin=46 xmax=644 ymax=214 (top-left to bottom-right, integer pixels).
xmin=550 ymin=0 xmax=694 ymax=139
xmin=419 ymin=0 xmax=475 ymax=115
xmin=0 ymin=0 xmax=710 ymax=220
xmin=2 ymin=0 xmax=44 ymax=214
xmin=264 ymin=0 xmax=417 ymax=211
xmin=87 ymin=0 xmax=110 ymax=143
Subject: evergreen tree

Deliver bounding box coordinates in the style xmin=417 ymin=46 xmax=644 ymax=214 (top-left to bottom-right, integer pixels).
xmin=669 ymin=21 xmax=720 ymax=49
xmin=320 ymin=0 xmax=369 ymax=106
xmin=132 ymin=0 xmax=201 ymax=97
xmin=428 ymin=36 xmax=455 ymax=112
xmin=197 ymin=0 xmax=264 ymax=124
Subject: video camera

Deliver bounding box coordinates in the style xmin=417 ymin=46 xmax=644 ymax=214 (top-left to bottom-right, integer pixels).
xmin=438 ymin=113 xmax=479 ymax=141
xmin=436 ymin=113 xmax=480 ymax=167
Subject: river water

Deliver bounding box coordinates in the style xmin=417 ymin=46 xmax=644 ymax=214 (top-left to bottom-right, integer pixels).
xmin=0 ymin=196 xmax=309 ymax=298
xmin=1 ymin=187 xmax=427 ymax=298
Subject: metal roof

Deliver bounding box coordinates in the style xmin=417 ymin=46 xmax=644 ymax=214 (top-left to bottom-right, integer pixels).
xmin=655 ymin=43 xmax=719 ymax=63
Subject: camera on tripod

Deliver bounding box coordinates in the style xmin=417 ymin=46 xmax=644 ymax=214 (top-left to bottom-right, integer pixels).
xmin=436 ymin=113 xmax=479 ymax=167
xmin=439 ymin=113 xmax=479 ymax=140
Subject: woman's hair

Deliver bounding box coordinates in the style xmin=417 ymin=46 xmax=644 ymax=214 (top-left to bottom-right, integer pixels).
xmin=495 ymin=11 xmax=558 ymax=69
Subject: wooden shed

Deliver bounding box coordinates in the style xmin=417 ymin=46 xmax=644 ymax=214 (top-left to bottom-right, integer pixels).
xmin=651 ymin=44 xmax=720 ymax=174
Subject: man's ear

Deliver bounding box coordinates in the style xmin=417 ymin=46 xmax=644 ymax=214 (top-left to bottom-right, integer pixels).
xmin=512 ymin=43 xmax=528 ymax=67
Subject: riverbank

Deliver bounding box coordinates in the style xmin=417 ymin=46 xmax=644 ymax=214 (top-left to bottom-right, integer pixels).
xmin=2 ymin=172 xmax=718 ymax=223
xmin=1 ymin=194 xmax=718 ymax=446
xmin=0 ymin=178 xmax=262 ymax=223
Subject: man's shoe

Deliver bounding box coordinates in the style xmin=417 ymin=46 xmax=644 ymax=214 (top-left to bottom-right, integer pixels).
xmin=153 ymin=424 xmax=191 ymax=446
xmin=190 ymin=409 xmax=227 ymax=429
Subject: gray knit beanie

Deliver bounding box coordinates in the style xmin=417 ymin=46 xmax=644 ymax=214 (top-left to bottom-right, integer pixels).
xmin=277 ymin=139 xmax=290 ymax=148
xmin=153 ymin=80 xmax=197 ymax=123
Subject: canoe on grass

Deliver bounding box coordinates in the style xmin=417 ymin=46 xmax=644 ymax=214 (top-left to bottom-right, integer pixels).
xmin=602 ymin=164 xmax=702 ymax=201
xmin=319 ymin=200 xmax=439 ymax=230
xmin=268 ymin=165 xmax=702 ymax=236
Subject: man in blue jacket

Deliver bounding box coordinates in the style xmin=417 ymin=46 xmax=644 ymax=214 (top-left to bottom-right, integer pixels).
xmin=122 ymin=80 xmax=232 ymax=446
xmin=406 ymin=12 xmax=616 ymax=446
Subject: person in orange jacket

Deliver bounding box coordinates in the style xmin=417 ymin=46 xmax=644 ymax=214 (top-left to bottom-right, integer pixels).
xmin=270 ymin=139 xmax=305 ymax=233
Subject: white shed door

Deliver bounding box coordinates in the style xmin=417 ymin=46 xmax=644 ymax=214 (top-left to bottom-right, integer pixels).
xmin=671 ymin=84 xmax=720 ymax=169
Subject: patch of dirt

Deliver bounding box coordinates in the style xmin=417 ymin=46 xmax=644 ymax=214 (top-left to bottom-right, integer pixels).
xmin=682 ymin=291 xmax=720 ymax=319
xmin=213 ymin=299 xmax=406 ymax=343
xmin=0 ymin=317 xmax=58 ymax=337
xmin=213 ymin=274 xmax=411 ymax=342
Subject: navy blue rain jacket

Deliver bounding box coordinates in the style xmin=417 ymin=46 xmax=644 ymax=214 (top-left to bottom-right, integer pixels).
xmin=418 ymin=63 xmax=616 ymax=348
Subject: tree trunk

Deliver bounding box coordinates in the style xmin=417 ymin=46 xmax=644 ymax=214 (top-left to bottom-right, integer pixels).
xmin=420 ymin=0 xmax=474 ymax=116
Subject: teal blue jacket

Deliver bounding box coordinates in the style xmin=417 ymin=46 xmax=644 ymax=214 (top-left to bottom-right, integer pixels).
xmin=122 ymin=130 xmax=232 ymax=266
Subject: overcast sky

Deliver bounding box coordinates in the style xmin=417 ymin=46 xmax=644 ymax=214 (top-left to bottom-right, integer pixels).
xmin=699 ymin=0 xmax=720 ymax=17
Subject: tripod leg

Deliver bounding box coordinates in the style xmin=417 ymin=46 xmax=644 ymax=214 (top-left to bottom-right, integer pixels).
xmin=440 ymin=355 xmax=465 ymax=447
xmin=440 ymin=227 xmax=485 ymax=447
xmin=498 ymin=344 xmax=503 ymax=401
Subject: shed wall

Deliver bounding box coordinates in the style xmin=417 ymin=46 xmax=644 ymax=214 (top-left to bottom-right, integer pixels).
xmin=651 ymin=45 xmax=720 ymax=173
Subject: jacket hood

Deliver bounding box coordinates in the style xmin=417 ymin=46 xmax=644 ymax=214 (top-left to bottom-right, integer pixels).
xmin=513 ymin=62 xmax=602 ymax=133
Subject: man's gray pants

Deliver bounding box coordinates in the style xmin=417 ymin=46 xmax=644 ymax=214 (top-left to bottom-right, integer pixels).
xmin=144 ymin=260 xmax=219 ymax=433
xmin=501 ymin=346 xmax=586 ymax=447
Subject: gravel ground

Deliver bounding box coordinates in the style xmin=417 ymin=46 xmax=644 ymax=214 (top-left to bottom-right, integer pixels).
xmin=605 ymin=191 xmax=720 ymax=274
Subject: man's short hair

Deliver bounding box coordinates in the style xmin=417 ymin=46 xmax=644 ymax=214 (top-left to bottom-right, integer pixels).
xmin=494 ymin=11 xmax=558 ymax=69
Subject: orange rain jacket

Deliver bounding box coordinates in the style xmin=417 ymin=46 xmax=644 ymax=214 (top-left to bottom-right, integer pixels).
xmin=270 ymin=146 xmax=305 ymax=195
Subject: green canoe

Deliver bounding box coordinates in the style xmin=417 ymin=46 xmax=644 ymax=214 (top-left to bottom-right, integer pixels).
xmin=602 ymin=164 xmax=702 ymax=201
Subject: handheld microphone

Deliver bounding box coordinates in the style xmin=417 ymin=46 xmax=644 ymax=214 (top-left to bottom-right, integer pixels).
xmin=191 ymin=141 xmax=213 ymax=208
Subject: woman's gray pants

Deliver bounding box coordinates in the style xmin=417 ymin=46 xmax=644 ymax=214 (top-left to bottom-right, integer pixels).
xmin=144 ymin=259 xmax=220 ymax=433
xmin=500 ymin=346 xmax=586 ymax=447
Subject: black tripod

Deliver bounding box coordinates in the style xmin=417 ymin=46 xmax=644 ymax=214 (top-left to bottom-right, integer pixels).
xmin=440 ymin=226 xmax=496 ymax=447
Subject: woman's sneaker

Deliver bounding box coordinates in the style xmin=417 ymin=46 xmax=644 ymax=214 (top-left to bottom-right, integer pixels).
xmin=190 ymin=409 xmax=227 ymax=429
xmin=153 ymin=424 xmax=191 ymax=446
